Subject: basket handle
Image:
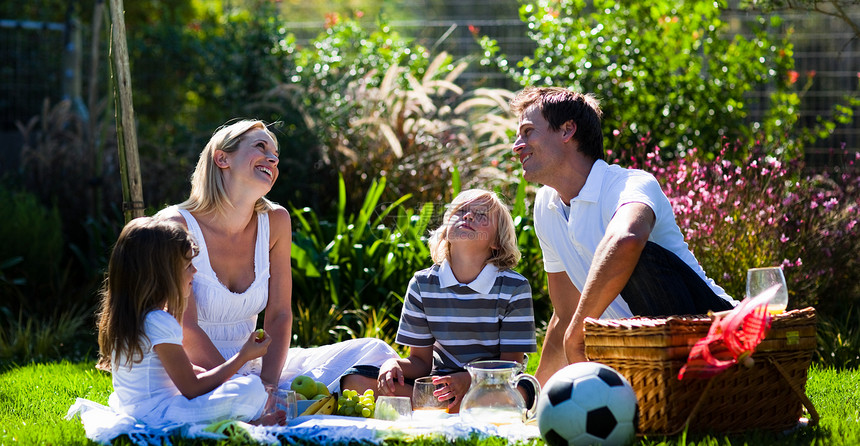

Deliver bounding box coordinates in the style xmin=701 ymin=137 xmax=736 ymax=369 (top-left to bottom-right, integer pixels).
xmin=670 ymin=357 xmax=818 ymax=435
xmin=768 ymin=356 xmax=819 ymax=427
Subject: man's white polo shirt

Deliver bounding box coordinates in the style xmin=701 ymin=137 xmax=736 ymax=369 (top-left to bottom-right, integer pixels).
xmin=533 ymin=159 xmax=731 ymax=319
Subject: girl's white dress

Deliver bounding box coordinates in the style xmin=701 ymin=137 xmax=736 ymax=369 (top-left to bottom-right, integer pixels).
xmin=109 ymin=310 xmax=267 ymax=426
xmin=174 ymin=207 xmax=399 ymax=392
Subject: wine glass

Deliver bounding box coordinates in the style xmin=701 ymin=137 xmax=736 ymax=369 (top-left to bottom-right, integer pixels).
xmin=746 ymin=267 xmax=789 ymax=315
xmin=411 ymin=376 xmax=448 ymax=419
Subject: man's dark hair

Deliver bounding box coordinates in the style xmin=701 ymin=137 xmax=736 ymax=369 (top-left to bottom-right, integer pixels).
xmin=510 ymin=87 xmax=604 ymax=161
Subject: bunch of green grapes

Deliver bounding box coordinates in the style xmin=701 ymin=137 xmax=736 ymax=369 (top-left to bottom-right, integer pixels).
xmin=337 ymin=389 xmax=375 ymax=418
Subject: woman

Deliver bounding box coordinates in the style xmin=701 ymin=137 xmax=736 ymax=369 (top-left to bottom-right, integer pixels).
xmin=157 ymin=119 xmax=399 ymax=394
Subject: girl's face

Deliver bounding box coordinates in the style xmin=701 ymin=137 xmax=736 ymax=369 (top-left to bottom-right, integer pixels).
xmin=445 ymin=199 xmax=499 ymax=256
xmin=182 ymin=255 xmax=197 ymax=298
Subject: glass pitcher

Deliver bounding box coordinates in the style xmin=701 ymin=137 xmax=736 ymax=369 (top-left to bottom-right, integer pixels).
xmin=460 ymin=360 xmax=541 ymax=425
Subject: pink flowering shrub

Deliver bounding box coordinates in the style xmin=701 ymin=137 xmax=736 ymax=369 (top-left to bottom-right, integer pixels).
xmin=610 ymin=140 xmax=860 ymax=314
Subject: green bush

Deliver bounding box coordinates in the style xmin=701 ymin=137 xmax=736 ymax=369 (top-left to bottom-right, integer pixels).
xmin=265 ymin=15 xmax=521 ymax=211
xmin=478 ymin=0 xmax=798 ymax=157
xmin=0 ymin=186 xmax=66 ymax=315
xmin=290 ymin=175 xmax=434 ymax=346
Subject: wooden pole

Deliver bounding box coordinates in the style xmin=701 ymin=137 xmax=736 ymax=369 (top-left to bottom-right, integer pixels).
xmin=108 ymin=0 xmax=144 ymax=222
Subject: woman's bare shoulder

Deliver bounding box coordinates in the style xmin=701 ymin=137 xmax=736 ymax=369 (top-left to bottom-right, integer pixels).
xmin=154 ymin=206 xmax=188 ymax=228
xmin=267 ymin=205 xmax=292 ymax=236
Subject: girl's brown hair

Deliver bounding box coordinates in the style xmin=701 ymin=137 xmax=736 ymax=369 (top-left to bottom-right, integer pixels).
xmin=96 ymin=217 xmax=197 ymax=370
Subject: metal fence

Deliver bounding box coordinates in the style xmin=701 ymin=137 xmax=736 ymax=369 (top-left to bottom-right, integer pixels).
xmin=1 ymin=7 xmax=857 ymax=160
xmin=285 ymin=10 xmax=860 ymax=157
xmin=0 ymin=19 xmax=68 ymax=130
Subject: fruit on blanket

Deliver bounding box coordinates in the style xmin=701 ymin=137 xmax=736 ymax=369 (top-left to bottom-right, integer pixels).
xmin=316 ymin=381 xmax=331 ymax=396
xmin=291 ymin=375 xmax=319 ymax=400
xmin=299 ymin=394 xmax=336 ymax=416
xmin=295 ymin=392 xmax=307 ymax=401
xmin=337 ymin=389 xmax=375 ymax=418
xmin=254 ymin=329 xmax=265 ymax=342
xmin=311 ymin=394 xmax=327 ymax=400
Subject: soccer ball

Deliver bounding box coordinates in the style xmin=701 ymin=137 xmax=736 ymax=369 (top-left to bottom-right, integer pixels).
xmin=537 ymin=362 xmax=638 ymax=446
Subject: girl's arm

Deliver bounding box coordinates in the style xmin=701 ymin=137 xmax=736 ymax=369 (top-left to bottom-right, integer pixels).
xmin=259 ymin=207 xmax=293 ymax=388
xmin=378 ymin=346 xmax=433 ymax=395
xmin=156 ymin=331 xmax=272 ymax=399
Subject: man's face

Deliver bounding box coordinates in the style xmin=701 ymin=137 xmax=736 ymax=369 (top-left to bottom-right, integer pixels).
xmin=512 ymin=106 xmax=568 ymax=184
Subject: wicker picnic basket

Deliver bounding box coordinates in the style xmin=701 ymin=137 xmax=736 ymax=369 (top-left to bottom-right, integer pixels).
xmin=584 ymin=307 xmax=818 ymax=434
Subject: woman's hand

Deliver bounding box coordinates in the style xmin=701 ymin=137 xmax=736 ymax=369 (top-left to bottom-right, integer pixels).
xmin=238 ymin=329 xmax=272 ymax=362
xmin=377 ymin=358 xmax=405 ymax=396
xmin=432 ymin=372 xmax=471 ymax=413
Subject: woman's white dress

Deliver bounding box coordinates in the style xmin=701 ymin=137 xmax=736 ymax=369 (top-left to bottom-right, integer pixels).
xmin=175 ymin=207 xmax=399 ymax=392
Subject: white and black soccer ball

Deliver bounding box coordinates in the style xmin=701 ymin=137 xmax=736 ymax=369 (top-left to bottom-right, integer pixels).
xmin=536 ymin=362 xmax=638 ymax=446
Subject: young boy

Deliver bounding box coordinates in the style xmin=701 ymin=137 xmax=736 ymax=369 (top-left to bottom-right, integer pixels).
xmin=377 ymin=189 xmax=537 ymax=413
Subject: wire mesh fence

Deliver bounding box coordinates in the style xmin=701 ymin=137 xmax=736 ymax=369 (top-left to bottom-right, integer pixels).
xmin=1 ymin=6 xmax=857 ymax=162
xmin=0 ymin=19 xmax=67 ymax=131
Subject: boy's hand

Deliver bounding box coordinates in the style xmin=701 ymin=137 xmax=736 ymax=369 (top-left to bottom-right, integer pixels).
xmin=240 ymin=329 xmax=271 ymax=360
xmin=378 ymin=358 xmax=405 ymax=395
xmin=432 ymin=372 xmax=471 ymax=413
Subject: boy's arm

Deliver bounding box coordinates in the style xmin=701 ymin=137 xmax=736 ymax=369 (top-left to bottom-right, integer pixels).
xmin=378 ymin=346 xmax=433 ymax=395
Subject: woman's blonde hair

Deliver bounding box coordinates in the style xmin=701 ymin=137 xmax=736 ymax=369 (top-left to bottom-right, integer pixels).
xmin=428 ymin=189 xmax=521 ymax=270
xmin=96 ymin=217 xmax=198 ymax=370
xmin=178 ymin=119 xmax=278 ymax=215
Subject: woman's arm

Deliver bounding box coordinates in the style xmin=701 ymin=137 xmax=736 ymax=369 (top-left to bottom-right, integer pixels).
xmin=157 ymin=331 xmax=271 ymax=399
xmin=259 ymin=207 xmax=293 ymax=387
xmin=181 ymin=293 xmax=227 ymax=369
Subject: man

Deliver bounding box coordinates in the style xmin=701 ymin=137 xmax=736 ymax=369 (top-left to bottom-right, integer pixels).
xmin=510 ymin=87 xmax=737 ymax=384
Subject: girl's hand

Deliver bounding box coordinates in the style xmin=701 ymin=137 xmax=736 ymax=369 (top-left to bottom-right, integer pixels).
xmin=378 ymin=358 xmax=405 ymax=396
xmin=239 ymin=329 xmax=271 ymax=361
xmin=432 ymin=372 xmax=471 ymax=413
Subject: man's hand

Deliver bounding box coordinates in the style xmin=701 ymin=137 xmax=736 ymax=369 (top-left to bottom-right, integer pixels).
xmin=563 ymin=317 xmax=588 ymax=363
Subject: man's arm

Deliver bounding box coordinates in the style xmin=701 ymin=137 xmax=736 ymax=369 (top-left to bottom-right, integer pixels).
xmin=534 ymin=272 xmax=581 ymax=385
xmin=563 ymin=202 xmax=655 ymax=363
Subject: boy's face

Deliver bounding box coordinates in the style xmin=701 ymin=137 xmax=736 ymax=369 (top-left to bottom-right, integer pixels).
xmin=445 ymin=200 xmax=499 ymax=254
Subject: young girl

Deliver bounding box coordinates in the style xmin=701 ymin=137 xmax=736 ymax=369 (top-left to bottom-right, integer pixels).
xmin=97 ymin=217 xmax=282 ymax=426
xmin=377 ymin=189 xmax=537 ymax=413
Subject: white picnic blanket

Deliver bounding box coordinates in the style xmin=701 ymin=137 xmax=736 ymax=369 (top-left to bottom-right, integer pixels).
xmin=66 ymin=398 xmax=540 ymax=445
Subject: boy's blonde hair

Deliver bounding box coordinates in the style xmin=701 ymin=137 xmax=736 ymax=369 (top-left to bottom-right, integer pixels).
xmin=97 ymin=217 xmax=198 ymax=370
xmin=178 ymin=119 xmax=278 ymax=216
xmin=429 ymin=189 xmax=521 ymax=270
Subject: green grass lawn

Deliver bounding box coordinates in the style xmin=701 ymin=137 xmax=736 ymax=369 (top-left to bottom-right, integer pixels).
xmin=1 ymin=361 xmax=858 ymax=445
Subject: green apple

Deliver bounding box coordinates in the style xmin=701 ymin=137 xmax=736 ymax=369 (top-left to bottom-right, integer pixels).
xmin=316 ymin=381 xmax=331 ymax=396
xmin=290 ymin=375 xmax=318 ymax=400
xmin=294 ymin=392 xmax=307 ymax=401
xmin=311 ymin=394 xmax=327 ymax=400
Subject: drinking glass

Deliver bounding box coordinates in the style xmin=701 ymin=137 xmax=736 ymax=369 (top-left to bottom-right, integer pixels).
xmin=374 ymin=396 xmax=412 ymax=421
xmin=411 ymin=376 xmax=448 ymax=419
xmin=746 ymin=267 xmax=789 ymax=315
xmin=265 ymin=388 xmax=298 ymax=421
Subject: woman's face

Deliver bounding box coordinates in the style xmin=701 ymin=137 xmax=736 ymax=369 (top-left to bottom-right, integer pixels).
xmin=222 ymin=127 xmax=280 ymax=193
